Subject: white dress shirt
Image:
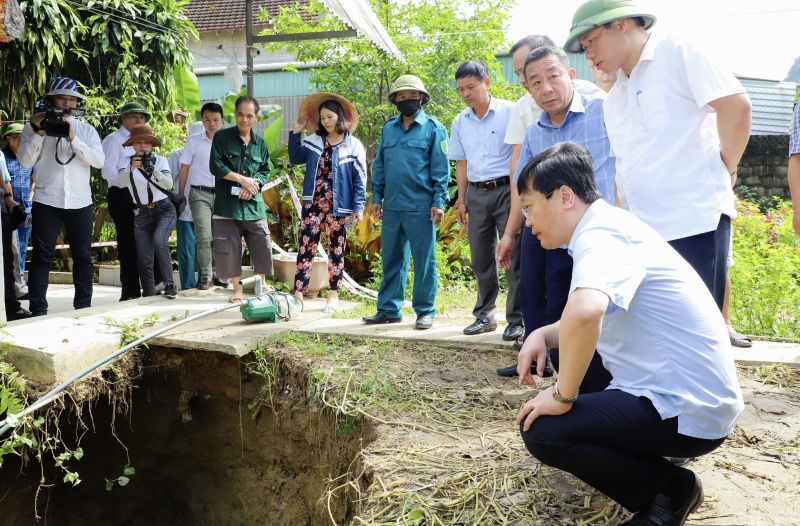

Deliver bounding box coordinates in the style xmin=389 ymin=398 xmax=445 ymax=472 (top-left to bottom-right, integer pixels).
xmin=116 ymin=154 xmax=173 ymax=205
xmin=179 ymin=131 xmax=215 ymax=187
xmin=569 ymin=200 xmax=743 ymax=440
xmin=603 ymin=33 xmax=745 ymax=241
xmin=503 ymin=80 xmax=604 ymax=145
xmin=18 ymin=118 xmax=105 ymax=209
xmin=101 ymin=127 xmax=135 ymax=188
xmin=169 ymin=149 xmax=193 ymax=222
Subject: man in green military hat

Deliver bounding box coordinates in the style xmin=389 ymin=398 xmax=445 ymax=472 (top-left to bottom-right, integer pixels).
xmin=363 ymin=74 xmax=449 ymax=330
xmin=102 ymin=101 xmax=156 ymax=301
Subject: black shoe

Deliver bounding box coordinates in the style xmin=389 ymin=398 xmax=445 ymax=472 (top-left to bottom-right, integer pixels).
xmin=363 ymin=312 xmax=403 ymax=324
xmin=502 ymin=323 xmax=524 ymax=341
xmin=30 ymin=310 xmax=47 ymax=317
xmin=212 ymin=276 xmax=229 ymax=288
xmin=463 ymin=318 xmax=497 ymax=335
xmin=7 ymin=308 xmax=32 ymax=321
xmin=665 ymin=457 xmax=694 ymax=466
xmin=627 ymin=473 xmax=704 ymax=526
xmin=496 ymin=361 xmax=554 ymax=378
xmin=164 ymin=283 xmax=177 ymax=299
xmin=415 ymin=314 xmax=433 ymax=330
xmin=513 ymin=339 xmax=523 ymax=351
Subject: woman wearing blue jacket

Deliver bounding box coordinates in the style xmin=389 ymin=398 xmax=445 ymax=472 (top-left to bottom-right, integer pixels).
xmin=289 ymin=93 xmax=367 ymax=312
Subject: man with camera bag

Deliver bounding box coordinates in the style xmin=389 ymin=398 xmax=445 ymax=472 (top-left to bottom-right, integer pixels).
xmin=18 ymin=77 xmax=104 ymax=316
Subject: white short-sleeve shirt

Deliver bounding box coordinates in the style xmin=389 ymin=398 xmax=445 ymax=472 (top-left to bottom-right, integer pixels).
xmin=503 ymin=80 xmax=604 ymax=145
xmin=179 ymin=131 xmax=215 ymax=187
xmin=568 ymin=200 xmax=743 ymax=440
xmin=603 ymin=33 xmax=746 ymax=241
xmin=169 ymin=149 xmax=193 ymax=222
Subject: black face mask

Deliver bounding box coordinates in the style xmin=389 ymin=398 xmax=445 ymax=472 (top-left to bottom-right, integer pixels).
xmin=395 ymin=98 xmax=421 ymax=117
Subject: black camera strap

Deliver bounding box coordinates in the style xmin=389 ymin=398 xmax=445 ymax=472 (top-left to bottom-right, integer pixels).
xmin=54 ymin=137 xmax=77 ymax=166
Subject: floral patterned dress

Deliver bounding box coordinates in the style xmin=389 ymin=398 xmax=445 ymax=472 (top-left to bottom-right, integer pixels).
xmin=294 ymin=139 xmax=349 ymax=292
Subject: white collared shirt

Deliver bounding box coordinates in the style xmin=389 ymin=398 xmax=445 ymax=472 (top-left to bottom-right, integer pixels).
xmin=180 ymin=130 xmax=215 ymax=187
xmin=116 ymin=154 xmax=172 ymax=205
xmin=603 ymin=33 xmax=746 ymax=241
xmin=503 ymin=80 xmax=604 ymax=145
xmin=101 ymin=127 xmax=135 ymax=187
xmin=568 ymin=200 xmax=743 ymax=440
xmin=169 ymin=149 xmax=193 ymax=222
xmin=18 ymin=118 xmax=105 ymax=209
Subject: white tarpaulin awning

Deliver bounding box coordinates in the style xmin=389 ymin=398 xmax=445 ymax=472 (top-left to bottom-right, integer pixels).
xmin=321 ymin=0 xmax=406 ymax=64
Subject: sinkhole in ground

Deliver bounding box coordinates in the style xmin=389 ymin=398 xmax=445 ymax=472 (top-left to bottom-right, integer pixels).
xmin=1 ymin=346 xmax=376 ymax=526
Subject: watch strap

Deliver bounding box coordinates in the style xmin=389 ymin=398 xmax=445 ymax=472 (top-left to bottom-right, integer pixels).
xmin=552 ymin=381 xmax=578 ymax=404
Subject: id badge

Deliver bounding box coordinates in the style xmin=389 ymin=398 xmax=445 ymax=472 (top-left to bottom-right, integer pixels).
xmin=231 ymin=187 xmax=241 ymax=196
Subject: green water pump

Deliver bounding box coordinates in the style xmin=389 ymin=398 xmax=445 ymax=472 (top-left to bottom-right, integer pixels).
xmin=237 ymin=276 xmax=299 ymax=322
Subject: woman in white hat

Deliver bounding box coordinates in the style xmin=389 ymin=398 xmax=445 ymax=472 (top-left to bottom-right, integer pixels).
xmin=288 ymin=93 xmax=367 ymax=313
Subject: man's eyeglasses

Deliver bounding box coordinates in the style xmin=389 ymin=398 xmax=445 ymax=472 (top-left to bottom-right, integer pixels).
xmin=521 ymin=190 xmax=555 ymax=219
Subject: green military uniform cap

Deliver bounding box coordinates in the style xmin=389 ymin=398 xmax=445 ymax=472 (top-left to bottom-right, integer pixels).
xmin=3 ymin=123 xmax=24 ymax=137
xmin=118 ymin=102 xmax=152 ymax=122
xmin=388 ymin=75 xmax=431 ymax=105
xmin=564 ymin=0 xmax=656 ymax=53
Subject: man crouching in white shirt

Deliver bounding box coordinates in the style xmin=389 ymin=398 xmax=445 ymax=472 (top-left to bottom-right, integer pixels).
xmin=18 ymin=77 xmax=105 ymax=316
xmin=515 ymin=142 xmax=743 ymax=526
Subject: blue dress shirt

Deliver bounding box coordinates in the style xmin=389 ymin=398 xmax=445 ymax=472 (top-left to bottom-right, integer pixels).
xmin=514 ymin=91 xmax=615 ymax=205
xmin=448 ymin=96 xmax=515 ymax=182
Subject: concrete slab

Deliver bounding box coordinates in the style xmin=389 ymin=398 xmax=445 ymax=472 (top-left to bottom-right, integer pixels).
xmin=3 ymin=286 xmax=358 ymax=384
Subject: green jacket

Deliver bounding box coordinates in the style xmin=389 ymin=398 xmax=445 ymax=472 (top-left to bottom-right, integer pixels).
xmin=210 ymin=126 xmax=271 ymax=221
xmin=371 ymin=108 xmax=450 ymax=212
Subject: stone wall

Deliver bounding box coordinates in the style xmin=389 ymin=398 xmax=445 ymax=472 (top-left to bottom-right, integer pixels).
xmin=735 ymin=135 xmax=792 ymax=199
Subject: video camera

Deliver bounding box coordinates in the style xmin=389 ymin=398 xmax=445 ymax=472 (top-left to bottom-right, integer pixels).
xmin=134 ymin=152 xmax=157 ymax=175
xmin=35 ymin=101 xmax=86 ymax=138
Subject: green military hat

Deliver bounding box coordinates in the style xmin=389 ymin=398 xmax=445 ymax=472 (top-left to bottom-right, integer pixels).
xmin=388 ymin=75 xmax=431 ymax=105
xmin=118 ymin=101 xmax=152 ymax=122
xmin=564 ymin=0 xmax=656 ymax=53
xmin=3 ymin=123 xmax=24 ymax=137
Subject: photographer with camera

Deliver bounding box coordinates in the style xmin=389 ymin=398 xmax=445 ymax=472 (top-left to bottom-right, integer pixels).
xmin=18 ymin=77 xmax=104 ymax=316
xmin=116 ymin=124 xmax=177 ymax=299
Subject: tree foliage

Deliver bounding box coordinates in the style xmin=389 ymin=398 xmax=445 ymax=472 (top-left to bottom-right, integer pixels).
xmin=0 ymin=0 xmax=198 ymax=120
xmin=259 ymin=0 xmax=521 ymax=169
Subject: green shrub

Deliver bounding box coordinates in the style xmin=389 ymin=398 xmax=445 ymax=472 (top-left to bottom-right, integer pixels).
xmin=729 ymin=198 xmax=800 ymax=338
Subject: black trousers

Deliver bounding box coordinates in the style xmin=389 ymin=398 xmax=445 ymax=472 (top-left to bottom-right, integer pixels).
xmin=520 ymin=389 xmax=726 ymax=512
xmin=2 ymin=204 xmax=22 ymax=315
xmin=107 ymin=186 xmax=141 ymax=300
xmin=29 ymin=202 xmax=94 ymax=313
xmin=668 ymin=214 xmax=731 ymax=311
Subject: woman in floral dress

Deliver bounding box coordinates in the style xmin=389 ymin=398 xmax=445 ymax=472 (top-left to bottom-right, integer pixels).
xmin=288 ymin=93 xmax=367 ymax=312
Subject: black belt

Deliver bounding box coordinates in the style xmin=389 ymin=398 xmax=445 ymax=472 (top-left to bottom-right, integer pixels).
xmin=469 ymin=177 xmax=510 ymax=190
xmin=191 ymin=184 xmax=215 ymax=193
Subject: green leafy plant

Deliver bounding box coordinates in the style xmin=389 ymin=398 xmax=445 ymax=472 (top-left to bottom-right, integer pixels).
xmin=106 ymin=464 xmax=136 ymax=491
xmin=246 ymin=347 xmax=282 ymax=414
xmin=103 ymin=313 xmax=161 ymax=346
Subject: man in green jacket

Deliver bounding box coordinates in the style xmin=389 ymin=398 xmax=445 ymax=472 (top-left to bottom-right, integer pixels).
xmin=363 ymin=75 xmax=450 ymax=329
xmin=209 ymin=95 xmax=273 ymax=302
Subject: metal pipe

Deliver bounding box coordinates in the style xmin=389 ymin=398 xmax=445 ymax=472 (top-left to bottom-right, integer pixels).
xmin=0 ymin=300 xmax=249 ymax=439
xmin=238 ymin=274 xmax=263 ymax=296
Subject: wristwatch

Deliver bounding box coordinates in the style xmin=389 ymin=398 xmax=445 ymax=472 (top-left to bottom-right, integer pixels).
xmin=552 ymin=381 xmax=578 ymax=404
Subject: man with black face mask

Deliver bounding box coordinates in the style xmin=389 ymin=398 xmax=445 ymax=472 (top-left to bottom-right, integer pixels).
xmin=364 ymin=75 xmax=449 ymax=330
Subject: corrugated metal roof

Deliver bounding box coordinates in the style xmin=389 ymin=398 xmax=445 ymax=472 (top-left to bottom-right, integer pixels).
xmin=321 ymin=0 xmax=405 ymax=64
xmin=498 ymin=53 xmax=594 ymax=85
xmin=198 ymin=68 xmax=314 ymax=99
xmin=738 ymin=78 xmax=797 ymax=135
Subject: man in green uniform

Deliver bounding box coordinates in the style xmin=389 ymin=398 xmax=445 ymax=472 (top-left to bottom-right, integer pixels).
xmin=209 ymin=95 xmax=274 ymax=303
xmin=363 ymin=75 xmax=450 ymax=329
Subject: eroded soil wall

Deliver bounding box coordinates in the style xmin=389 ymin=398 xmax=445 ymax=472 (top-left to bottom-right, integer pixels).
xmin=0 ymin=346 xmax=375 ymax=525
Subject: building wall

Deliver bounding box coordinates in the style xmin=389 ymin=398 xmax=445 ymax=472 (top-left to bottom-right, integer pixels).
xmin=735 ymin=135 xmax=792 ymax=200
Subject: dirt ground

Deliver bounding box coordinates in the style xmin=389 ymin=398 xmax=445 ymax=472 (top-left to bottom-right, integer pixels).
xmin=267 ymin=334 xmax=800 ymax=526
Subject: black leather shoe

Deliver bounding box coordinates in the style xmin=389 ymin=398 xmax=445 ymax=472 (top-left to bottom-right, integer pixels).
xmin=363 ymin=312 xmax=403 ymax=324
xmin=212 ymin=276 xmax=229 ymax=288
xmin=7 ymin=308 xmax=32 ymax=321
xmin=415 ymin=314 xmax=433 ymax=329
xmin=496 ymin=361 xmax=554 ymax=378
xmin=627 ymin=473 xmax=704 ymax=526
xmin=30 ymin=310 xmax=47 ymax=317
xmin=463 ymin=318 xmax=497 ymax=335
xmin=502 ymin=323 xmax=524 ymax=341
